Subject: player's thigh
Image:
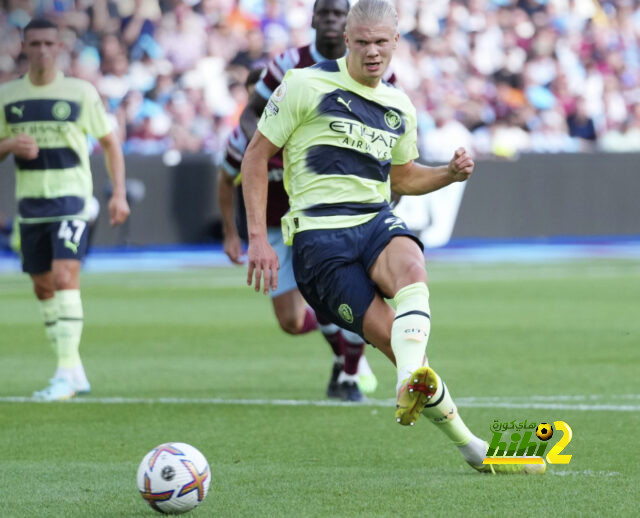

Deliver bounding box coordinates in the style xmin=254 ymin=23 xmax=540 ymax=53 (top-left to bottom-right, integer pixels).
xmin=369 ymin=236 xmax=427 ymax=298
xmin=51 ymin=219 xmax=88 ymax=289
xmin=19 ymin=221 xmax=54 ymax=275
xmin=293 ymin=238 xmax=375 ymax=337
xmin=51 ymin=219 xmax=89 ymax=263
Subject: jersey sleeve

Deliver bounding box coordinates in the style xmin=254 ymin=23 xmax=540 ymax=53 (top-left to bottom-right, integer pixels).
xmin=80 ymin=83 xmax=112 ymax=139
xmin=391 ymin=104 xmax=419 ymax=165
xmin=221 ymin=127 xmax=248 ymax=179
xmin=254 ymin=48 xmax=299 ymax=101
xmin=257 ymin=69 xmax=310 ymax=149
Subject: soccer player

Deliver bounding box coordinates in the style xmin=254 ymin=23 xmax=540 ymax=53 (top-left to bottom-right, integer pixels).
xmin=0 ymin=19 xmax=130 ymax=401
xmin=222 ymin=0 xmax=382 ymax=401
xmin=241 ymin=0 xmax=545 ymax=474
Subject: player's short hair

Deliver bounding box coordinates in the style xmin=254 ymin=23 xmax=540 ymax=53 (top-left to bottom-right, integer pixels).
xmin=23 ymin=18 xmax=59 ymax=36
xmin=345 ymin=0 xmax=397 ymax=32
xmin=313 ymin=0 xmax=350 ymax=14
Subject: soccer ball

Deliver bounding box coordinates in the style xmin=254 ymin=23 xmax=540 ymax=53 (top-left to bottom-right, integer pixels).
xmin=535 ymin=423 xmax=554 ymax=441
xmin=137 ymin=442 xmax=211 ymax=514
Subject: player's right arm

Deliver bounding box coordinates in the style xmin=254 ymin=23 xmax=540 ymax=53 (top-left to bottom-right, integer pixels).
xmin=99 ymin=131 xmax=130 ymax=226
xmin=242 ymin=69 xmax=309 ymax=294
xmin=242 ymin=130 xmax=280 ymax=294
xmin=0 ymin=134 xmax=39 ymax=163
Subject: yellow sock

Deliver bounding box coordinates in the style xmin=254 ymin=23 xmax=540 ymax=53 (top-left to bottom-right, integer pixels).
xmin=39 ymin=296 xmax=58 ymax=353
xmin=421 ymin=372 xmax=474 ymax=446
xmin=391 ymin=282 xmax=430 ymax=391
xmin=56 ymin=289 xmax=83 ymax=369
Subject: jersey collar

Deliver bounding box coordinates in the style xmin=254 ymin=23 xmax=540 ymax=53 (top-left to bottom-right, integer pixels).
xmin=24 ymin=70 xmax=64 ymax=88
xmin=337 ymin=56 xmax=381 ymax=93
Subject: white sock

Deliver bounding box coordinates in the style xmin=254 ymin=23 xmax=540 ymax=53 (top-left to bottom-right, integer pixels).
xmin=421 ymin=373 xmax=478 ymax=450
xmin=337 ymin=371 xmax=358 ymax=384
xmin=72 ymin=364 xmax=90 ymax=387
xmin=391 ymin=283 xmax=431 ymax=392
xmin=56 ymin=289 xmax=84 ymax=369
xmin=39 ymin=296 xmax=58 ymax=352
xmin=358 ymin=355 xmax=372 ymax=376
xmin=53 ymin=366 xmax=73 ymax=383
xmin=318 ymin=322 xmax=339 ymax=335
xmin=457 ymin=436 xmax=489 ymax=466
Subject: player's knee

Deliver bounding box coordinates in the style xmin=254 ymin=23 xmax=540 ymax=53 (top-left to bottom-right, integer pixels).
xmin=276 ymin=313 xmax=302 ymax=335
xmin=33 ymin=283 xmax=54 ymax=300
xmin=53 ymin=268 xmax=75 ymax=290
xmin=400 ymin=259 xmax=427 ymax=286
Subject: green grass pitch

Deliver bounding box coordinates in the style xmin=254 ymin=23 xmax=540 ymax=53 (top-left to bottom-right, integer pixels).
xmin=1 ymin=260 xmax=639 ymax=517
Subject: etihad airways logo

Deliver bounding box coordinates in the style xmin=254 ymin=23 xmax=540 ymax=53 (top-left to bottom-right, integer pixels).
xmin=329 ymin=120 xmax=398 ymax=159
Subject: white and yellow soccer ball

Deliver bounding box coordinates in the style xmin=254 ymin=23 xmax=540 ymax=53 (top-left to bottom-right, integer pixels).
xmin=137 ymin=442 xmax=211 ymax=514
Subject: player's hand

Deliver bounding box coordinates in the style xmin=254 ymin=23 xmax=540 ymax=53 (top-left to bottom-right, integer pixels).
xmin=447 ymin=147 xmax=474 ymax=182
xmin=223 ymin=233 xmax=245 ymax=264
xmin=12 ymin=133 xmax=39 ymax=160
xmin=247 ymin=235 xmax=279 ymax=295
xmin=108 ymin=193 xmax=131 ymax=226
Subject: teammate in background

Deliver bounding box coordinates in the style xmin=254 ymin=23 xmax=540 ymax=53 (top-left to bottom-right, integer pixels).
xmin=0 ymin=19 xmax=130 ymax=401
xmin=227 ymin=0 xmax=395 ymax=401
xmin=241 ymin=0 xmax=544 ymax=474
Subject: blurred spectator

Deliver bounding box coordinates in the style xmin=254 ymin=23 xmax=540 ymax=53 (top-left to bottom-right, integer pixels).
xmin=2 ymin=0 xmax=639 ymax=158
xmin=120 ymin=0 xmax=161 ymax=48
xmin=567 ymin=97 xmax=598 ymax=144
xmin=230 ymin=27 xmax=268 ymax=69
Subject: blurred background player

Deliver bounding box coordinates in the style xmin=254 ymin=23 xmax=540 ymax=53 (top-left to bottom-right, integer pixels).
xmin=219 ymin=0 xmax=384 ymax=402
xmin=0 ymin=19 xmax=130 ymax=401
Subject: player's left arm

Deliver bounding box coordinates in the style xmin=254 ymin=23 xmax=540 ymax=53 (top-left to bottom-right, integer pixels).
xmin=98 ymin=131 xmax=130 ymax=226
xmin=390 ymin=148 xmax=474 ymax=195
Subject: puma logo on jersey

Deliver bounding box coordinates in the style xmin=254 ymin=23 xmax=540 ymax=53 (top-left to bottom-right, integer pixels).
xmin=11 ymin=105 xmax=25 ymax=118
xmin=337 ymin=97 xmax=352 ymax=112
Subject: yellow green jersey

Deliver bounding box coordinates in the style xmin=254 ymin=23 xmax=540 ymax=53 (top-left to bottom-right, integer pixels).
xmin=0 ymin=71 xmax=112 ymax=222
xmin=257 ymin=57 xmax=419 ymax=245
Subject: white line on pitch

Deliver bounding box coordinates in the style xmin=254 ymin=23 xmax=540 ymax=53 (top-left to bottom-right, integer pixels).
xmin=0 ymin=395 xmax=638 ymax=411
xmin=550 ymin=470 xmax=620 ymax=477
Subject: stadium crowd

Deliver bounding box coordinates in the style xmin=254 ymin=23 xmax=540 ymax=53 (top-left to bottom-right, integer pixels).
xmin=1 ymin=0 xmax=640 ymax=161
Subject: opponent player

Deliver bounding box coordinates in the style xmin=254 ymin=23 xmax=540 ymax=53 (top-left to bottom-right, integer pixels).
xmin=0 ymin=19 xmax=130 ymax=401
xmin=241 ymin=0 xmax=545 ymax=474
xmin=221 ymin=0 xmax=387 ymax=401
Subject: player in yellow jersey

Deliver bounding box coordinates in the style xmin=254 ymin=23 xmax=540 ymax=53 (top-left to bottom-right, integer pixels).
xmin=0 ymin=19 xmax=130 ymax=401
xmin=241 ymin=0 xmax=544 ymax=474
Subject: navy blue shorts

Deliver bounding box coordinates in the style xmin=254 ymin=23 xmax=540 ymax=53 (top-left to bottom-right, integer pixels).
xmin=20 ymin=219 xmax=89 ymax=274
xmin=291 ymin=207 xmax=423 ymax=336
